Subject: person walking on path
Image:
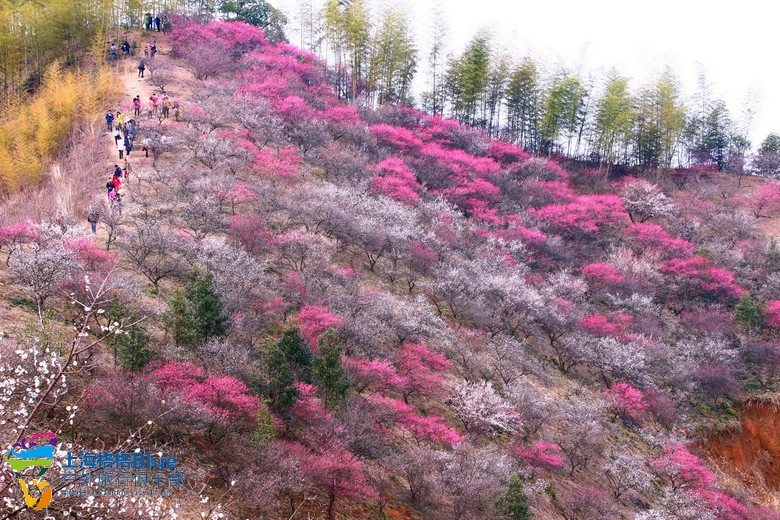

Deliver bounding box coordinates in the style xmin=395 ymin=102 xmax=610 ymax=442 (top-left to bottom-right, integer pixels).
xmin=87 ymin=208 xmax=99 ymax=234
xmin=112 ymin=172 xmax=122 ymax=193
xmin=117 ymin=138 xmax=125 ymax=160
xmin=113 ymin=126 xmax=121 ymax=145
xmin=138 ymin=59 xmax=145 ymax=78
xmin=105 ymin=110 xmax=114 ymax=131
xmin=111 ymin=192 xmax=123 ymax=215
xmin=124 ymin=135 xmax=133 ymax=157
xmin=133 ymin=96 xmax=141 ymax=117
xmin=117 ymin=111 xmax=125 ymax=126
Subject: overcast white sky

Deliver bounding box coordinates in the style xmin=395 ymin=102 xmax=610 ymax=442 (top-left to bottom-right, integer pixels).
xmin=273 ymin=0 xmax=777 ymax=150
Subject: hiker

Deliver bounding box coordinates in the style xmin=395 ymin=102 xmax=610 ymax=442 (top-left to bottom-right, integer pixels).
xmin=153 ymin=15 xmax=161 ymax=32
xmin=106 ymin=178 xmax=115 ymax=194
xmin=87 ymin=208 xmax=99 ymax=234
xmin=144 ymin=13 xmax=152 ymax=31
xmin=150 ymin=94 xmax=159 ymax=113
xmin=138 ymin=59 xmax=145 ymax=78
xmin=121 ymin=40 xmax=131 ymax=56
xmin=143 ymin=46 xmax=149 ymax=58
xmin=133 ymin=96 xmax=141 ymax=117
xmin=112 ymin=172 xmax=122 ymax=192
xmin=114 ymin=165 xmax=122 ymax=178
xmin=105 ymin=110 xmax=114 ymax=131
xmin=147 ymin=98 xmax=154 ymax=118
xmin=111 ymin=192 xmax=123 ymax=215
xmin=112 ymin=126 xmax=121 ymax=145
xmin=109 ymin=43 xmax=117 ymax=60
xmin=123 ymin=167 xmax=130 ymax=183
xmin=150 ymin=44 xmax=157 ymax=59
xmin=173 ymin=102 xmax=181 ymax=122
xmin=116 ymin=111 xmax=125 ymax=126
xmin=162 ymin=97 xmax=171 ymax=119
xmin=117 ymin=138 xmax=125 ymax=160
xmin=124 ymin=135 xmax=133 ymax=157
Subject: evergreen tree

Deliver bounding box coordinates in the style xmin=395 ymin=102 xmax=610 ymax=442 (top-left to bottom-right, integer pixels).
xmin=312 ymin=329 xmax=350 ymax=407
xmin=682 ymin=73 xmax=734 ymax=170
xmin=104 ymin=300 xmax=155 ymax=371
xmin=368 ymin=10 xmax=417 ymax=106
xmin=735 ymin=293 xmax=761 ymax=332
xmin=754 ymin=134 xmax=780 ymax=177
xmin=593 ymin=71 xmax=634 ymax=175
xmin=220 ymin=0 xmax=288 ymax=42
xmin=163 ymin=288 xmax=198 ymax=348
xmin=505 ymin=57 xmax=541 ymax=152
xmin=485 ymin=52 xmax=510 ymax=137
xmin=495 ymin=474 xmax=531 ymax=520
xmin=268 ymin=327 xmax=313 ymax=409
xmin=322 ymin=0 xmax=371 ymax=101
xmin=186 ymin=267 xmax=230 ymax=340
xmin=539 ymin=73 xmax=584 ymax=156
xmin=633 ymin=69 xmax=686 ymax=170
xmin=162 ymin=266 xmax=230 ymax=349
xmin=655 ymin=68 xmax=687 ymax=169
xmin=445 ymin=31 xmax=491 ymax=126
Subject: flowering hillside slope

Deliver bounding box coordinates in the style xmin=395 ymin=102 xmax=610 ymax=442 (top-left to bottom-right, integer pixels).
xmin=2 ymin=18 xmax=780 ymax=520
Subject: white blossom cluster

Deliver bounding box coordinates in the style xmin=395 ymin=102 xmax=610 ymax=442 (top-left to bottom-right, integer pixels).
xmin=0 ymin=343 xmax=66 ymax=432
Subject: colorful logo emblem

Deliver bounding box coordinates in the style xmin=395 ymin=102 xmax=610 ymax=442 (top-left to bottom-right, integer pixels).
xmin=3 ymin=432 xmax=57 ymax=510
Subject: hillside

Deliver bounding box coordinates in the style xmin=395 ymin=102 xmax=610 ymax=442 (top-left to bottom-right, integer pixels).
xmin=3 ymin=19 xmax=780 ymax=520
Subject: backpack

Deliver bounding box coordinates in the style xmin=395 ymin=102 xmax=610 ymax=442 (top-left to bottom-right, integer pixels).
xmin=106 ymin=181 xmax=115 ymax=192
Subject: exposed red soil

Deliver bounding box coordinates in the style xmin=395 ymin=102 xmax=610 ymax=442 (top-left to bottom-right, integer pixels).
xmin=705 ymin=401 xmax=780 ymax=490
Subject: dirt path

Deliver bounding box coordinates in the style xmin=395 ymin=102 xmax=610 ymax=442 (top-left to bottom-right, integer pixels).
xmin=104 ymin=31 xmax=191 ymax=203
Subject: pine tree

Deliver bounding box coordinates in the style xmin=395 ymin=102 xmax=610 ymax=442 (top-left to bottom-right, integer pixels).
xmin=735 ymin=293 xmax=761 ymax=332
xmin=186 ymin=267 xmax=230 ymax=341
xmin=163 ymin=288 xmax=198 ymax=348
xmin=104 ymin=300 xmax=155 ymax=371
xmin=495 ymin=474 xmax=531 ymax=520
xmin=162 ymin=266 xmax=229 ymax=349
xmin=268 ymin=327 xmax=313 ymax=409
xmin=313 ymin=330 xmax=350 ymax=407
